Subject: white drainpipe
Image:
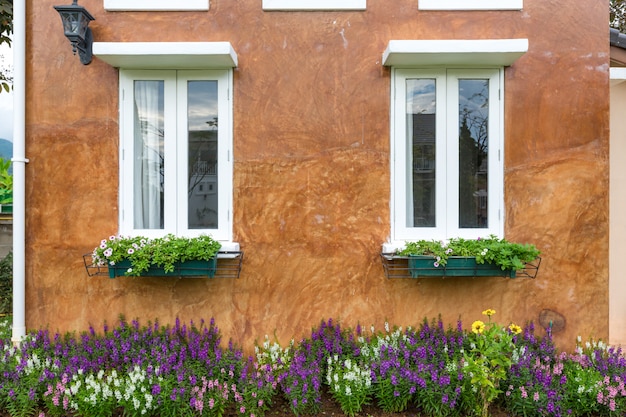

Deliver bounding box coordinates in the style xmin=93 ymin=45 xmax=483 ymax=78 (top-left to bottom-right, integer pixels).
xmin=11 ymin=0 xmax=27 ymax=345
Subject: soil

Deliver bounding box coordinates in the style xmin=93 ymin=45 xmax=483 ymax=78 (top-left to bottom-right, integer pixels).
xmin=260 ymin=388 xmax=512 ymax=417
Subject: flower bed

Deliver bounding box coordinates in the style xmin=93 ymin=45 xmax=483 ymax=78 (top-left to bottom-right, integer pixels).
xmin=0 ymin=311 xmax=625 ymax=417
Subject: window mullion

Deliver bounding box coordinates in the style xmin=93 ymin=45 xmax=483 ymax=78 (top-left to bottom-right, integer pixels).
xmin=162 ymin=73 xmax=178 ymax=235
xmin=445 ymin=72 xmax=460 ymax=238
xmin=487 ymin=71 xmax=503 ymax=237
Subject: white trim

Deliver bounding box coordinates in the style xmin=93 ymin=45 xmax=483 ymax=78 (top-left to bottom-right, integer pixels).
xmin=390 ymin=68 xmax=504 ymax=242
xmin=262 ymin=0 xmax=366 ymax=10
xmin=119 ymin=69 xmax=234 ymax=242
xmin=104 ymin=0 xmax=209 ymax=11
xmin=418 ymin=0 xmax=522 ymax=10
xmin=611 ymin=67 xmax=626 ymax=86
xmin=383 ymin=39 xmax=528 ymax=67
xmin=93 ymin=42 xmax=238 ymax=69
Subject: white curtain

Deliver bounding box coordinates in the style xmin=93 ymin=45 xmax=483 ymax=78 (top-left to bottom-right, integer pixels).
xmin=133 ymin=81 xmax=163 ymax=229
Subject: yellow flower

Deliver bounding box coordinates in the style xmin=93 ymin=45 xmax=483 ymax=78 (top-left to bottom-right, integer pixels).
xmin=509 ymin=323 xmax=522 ymax=334
xmin=482 ymin=309 xmax=496 ymax=317
xmin=471 ymin=320 xmax=485 ymax=334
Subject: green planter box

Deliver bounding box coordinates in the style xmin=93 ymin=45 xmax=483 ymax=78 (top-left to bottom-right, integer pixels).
xmin=0 ymin=204 xmax=12 ymax=214
xmin=108 ymin=258 xmax=217 ymax=278
xmin=408 ymin=256 xmax=516 ymax=278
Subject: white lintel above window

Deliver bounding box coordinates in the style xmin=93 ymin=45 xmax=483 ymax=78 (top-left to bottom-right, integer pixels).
xmin=611 ymin=68 xmax=626 ymax=86
xmin=93 ymin=42 xmax=238 ymax=69
xmin=262 ymin=0 xmax=366 ymax=11
xmin=382 ymin=39 xmax=528 ymax=67
xmin=104 ymin=0 xmax=209 ymax=11
xmin=418 ymin=0 xmax=522 ymax=11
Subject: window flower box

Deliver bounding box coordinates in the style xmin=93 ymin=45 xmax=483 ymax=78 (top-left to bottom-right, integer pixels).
xmin=407 ymin=255 xmax=516 ymax=278
xmin=88 ymin=234 xmax=222 ymax=278
xmin=107 ymin=258 xmax=217 ymax=278
xmin=381 ymin=235 xmax=541 ymax=279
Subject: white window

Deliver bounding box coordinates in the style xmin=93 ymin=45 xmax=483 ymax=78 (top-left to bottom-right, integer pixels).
xmin=104 ymin=0 xmax=209 ymax=11
xmin=262 ymin=0 xmax=365 ymax=11
xmin=119 ymin=69 xmax=233 ymax=242
xmin=418 ymin=0 xmax=522 ymax=11
xmin=390 ymin=68 xmax=504 ymax=243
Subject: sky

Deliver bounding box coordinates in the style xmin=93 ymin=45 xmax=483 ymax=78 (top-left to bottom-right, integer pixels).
xmin=0 ymin=41 xmax=13 ymax=142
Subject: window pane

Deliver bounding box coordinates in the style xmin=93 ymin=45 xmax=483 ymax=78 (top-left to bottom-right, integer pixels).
xmin=133 ymin=80 xmax=164 ymax=229
xmin=458 ymin=79 xmax=489 ymax=228
xmin=406 ymin=79 xmax=436 ymax=227
xmin=188 ymin=80 xmax=219 ymax=229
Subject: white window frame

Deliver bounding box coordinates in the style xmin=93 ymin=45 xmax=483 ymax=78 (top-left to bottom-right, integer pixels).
xmin=119 ymin=69 xmax=234 ymax=243
xmin=418 ymin=0 xmax=522 ymax=11
xmin=104 ymin=0 xmax=209 ymax=11
xmin=262 ymin=0 xmax=365 ymax=11
xmin=390 ymin=67 xmax=504 ymax=246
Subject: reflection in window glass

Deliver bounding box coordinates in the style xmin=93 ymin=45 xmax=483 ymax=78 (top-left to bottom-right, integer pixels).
xmin=133 ymin=80 xmax=165 ymax=229
xmin=458 ymin=79 xmax=489 ymax=228
xmin=187 ymin=81 xmax=219 ymax=229
xmin=406 ymin=79 xmax=436 ymax=228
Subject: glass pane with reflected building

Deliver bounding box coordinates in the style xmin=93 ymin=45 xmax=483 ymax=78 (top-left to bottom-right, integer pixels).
xmin=187 ymin=80 xmax=219 ymax=229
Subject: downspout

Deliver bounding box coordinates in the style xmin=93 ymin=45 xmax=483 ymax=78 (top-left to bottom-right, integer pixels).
xmin=11 ymin=0 xmax=27 ymax=345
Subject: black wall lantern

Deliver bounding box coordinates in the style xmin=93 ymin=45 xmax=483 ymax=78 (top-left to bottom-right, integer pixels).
xmin=54 ymin=0 xmax=95 ymax=65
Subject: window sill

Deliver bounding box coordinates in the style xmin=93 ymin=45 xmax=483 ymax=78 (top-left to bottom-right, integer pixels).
xmin=418 ymin=0 xmax=522 ymax=11
xmin=262 ymin=0 xmax=366 ymax=10
xmin=104 ymin=0 xmax=209 ymax=11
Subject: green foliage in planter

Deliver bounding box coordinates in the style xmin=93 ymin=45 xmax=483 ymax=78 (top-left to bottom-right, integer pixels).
xmin=398 ymin=235 xmax=540 ymax=271
xmin=0 ymin=251 xmax=11 ymax=314
xmin=92 ymin=234 xmax=221 ymax=276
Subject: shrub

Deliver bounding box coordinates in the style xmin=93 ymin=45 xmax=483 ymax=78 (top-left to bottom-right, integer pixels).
xmin=0 ymin=251 xmax=11 ymax=314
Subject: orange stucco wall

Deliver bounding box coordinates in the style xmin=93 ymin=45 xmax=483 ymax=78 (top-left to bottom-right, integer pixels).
xmin=25 ymin=0 xmax=609 ymax=351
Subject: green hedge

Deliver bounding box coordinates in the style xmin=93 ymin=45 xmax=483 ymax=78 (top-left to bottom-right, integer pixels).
xmin=0 ymin=251 xmax=11 ymax=314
